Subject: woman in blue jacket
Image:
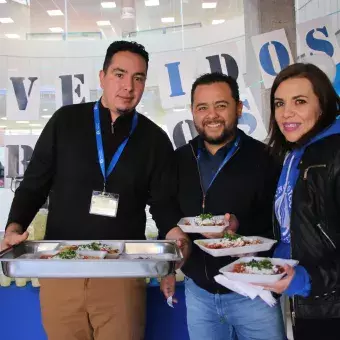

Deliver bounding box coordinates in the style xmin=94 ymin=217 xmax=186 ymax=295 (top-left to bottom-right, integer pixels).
xmin=264 ymin=63 xmax=340 ymax=340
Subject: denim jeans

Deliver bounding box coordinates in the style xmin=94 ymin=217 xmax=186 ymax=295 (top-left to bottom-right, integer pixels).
xmin=185 ymin=278 xmax=286 ymax=340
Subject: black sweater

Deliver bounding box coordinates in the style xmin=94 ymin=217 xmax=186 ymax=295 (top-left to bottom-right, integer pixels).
xmin=176 ymin=131 xmax=280 ymax=294
xmin=7 ymin=101 xmax=181 ymax=240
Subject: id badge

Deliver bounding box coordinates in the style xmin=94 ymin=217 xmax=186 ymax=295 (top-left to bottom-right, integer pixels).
xmin=89 ymin=191 xmax=119 ymax=217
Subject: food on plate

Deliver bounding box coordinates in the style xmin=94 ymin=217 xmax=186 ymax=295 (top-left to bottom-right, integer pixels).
xmin=232 ymin=259 xmax=285 ymax=275
xmin=192 ymin=213 xmax=225 ymax=226
xmin=201 ymin=237 xmax=262 ymax=249
xmin=80 ymin=255 xmax=102 ymax=259
xmin=39 ymin=249 xmax=102 ymax=260
xmin=60 ymin=242 xmax=119 ymax=254
xmin=39 ymin=249 xmax=77 ymax=260
xmin=39 ymin=254 xmax=55 ymax=259
xmin=77 ymin=242 xmax=119 ymax=254
xmin=223 ymin=233 xmax=242 ymax=241
xmin=54 ymin=249 xmax=78 ymax=259
xmin=59 ymin=245 xmax=78 ymax=251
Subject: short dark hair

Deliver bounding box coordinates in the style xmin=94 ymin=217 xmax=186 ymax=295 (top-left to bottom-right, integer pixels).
xmin=102 ymin=40 xmax=149 ymax=74
xmin=191 ymin=72 xmax=240 ymax=105
xmin=268 ymin=63 xmax=340 ymax=157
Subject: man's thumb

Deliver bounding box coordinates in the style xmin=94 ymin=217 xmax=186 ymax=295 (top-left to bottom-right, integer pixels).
xmin=20 ymin=231 xmax=29 ymax=241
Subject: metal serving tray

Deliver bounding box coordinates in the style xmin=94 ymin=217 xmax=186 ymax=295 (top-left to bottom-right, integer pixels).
xmin=0 ymin=240 xmax=182 ymax=278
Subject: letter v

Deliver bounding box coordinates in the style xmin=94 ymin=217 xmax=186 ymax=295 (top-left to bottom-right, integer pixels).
xmin=10 ymin=77 xmax=38 ymax=110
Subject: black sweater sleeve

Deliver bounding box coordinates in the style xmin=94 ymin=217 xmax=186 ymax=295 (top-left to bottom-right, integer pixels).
xmin=6 ymin=111 xmax=58 ymax=231
xmin=148 ymin=131 xmax=182 ymax=238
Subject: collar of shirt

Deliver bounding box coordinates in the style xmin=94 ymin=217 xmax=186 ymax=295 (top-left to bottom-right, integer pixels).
xmin=197 ymin=134 xmax=237 ymax=193
xmin=197 ymin=135 xmax=236 ymax=160
xmin=98 ymin=99 xmax=135 ymax=166
xmin=98 ymin=99 xmax=134 ymax=137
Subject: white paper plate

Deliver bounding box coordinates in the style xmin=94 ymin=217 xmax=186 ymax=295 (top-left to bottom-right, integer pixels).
xmin=219 ymin=257 xmax=299 ymax=284
xmin=119 ymin=254 xmax=178 ymax=260
xmin=194 ymin=236 xmax=277 ymax=257
xmin=77 ymin=250 xmax=107 ymax=259
xmin=178 ymin=215 xmax=228 ymax=233
xmin=35 ymin=251 xmax=59 ymax=259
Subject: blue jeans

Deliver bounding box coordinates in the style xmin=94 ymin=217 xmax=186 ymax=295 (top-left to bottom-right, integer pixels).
xmin=185 ymin=278 xmax=286 ymax=340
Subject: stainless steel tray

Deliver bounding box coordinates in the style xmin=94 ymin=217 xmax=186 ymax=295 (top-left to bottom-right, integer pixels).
xmin=0 ymin=240 xmax=182 ymax=278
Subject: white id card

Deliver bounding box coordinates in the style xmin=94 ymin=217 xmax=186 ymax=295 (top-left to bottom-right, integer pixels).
xmin=89 ymin=191 xmax=119 ymax=217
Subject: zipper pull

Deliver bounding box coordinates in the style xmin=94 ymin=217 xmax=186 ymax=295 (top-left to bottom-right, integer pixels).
xmin=291 ymin=296 xmax=296 ymax=327
xmin=111 ymin=122 xmax=114 ymax=134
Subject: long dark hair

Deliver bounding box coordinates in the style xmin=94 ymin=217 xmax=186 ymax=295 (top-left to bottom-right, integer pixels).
xmin=268 ymin=63 xmax=340 ymax=157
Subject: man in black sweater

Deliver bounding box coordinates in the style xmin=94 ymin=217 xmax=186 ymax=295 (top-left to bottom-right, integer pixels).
xmin=2 ymin=41 xmax=189 ymax=340
xmin=161 ymin=73 xmax=286 ymax=339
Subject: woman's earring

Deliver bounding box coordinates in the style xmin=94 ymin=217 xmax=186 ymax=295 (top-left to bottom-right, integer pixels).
xmin=319 ymin=111 xmax=323 ymax=116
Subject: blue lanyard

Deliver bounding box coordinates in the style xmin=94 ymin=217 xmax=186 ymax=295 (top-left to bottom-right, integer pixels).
xmin=198 ymin=136 xmax=240 ymax=192
xmin=94 ymin=101 xmax=138 ymax=191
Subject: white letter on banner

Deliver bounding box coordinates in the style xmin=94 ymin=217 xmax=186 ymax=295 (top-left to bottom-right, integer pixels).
xmin=297 ymin=16 xmax=340 ymax=63
xmin=6 ymin=72 xmax=41 ymax=121
xmin=297 ymin=16 xmax=340 ymax=85
xmin=155 ymin=50 xmax=197 ymax=109
xmin=4 ymin=134 xmax=39 ymax=188
xmin=197 ymin=42 xmax=246 ymax=91
xmin=55 ymin=73 xmax=90 ymax=109
xmin=251 ymin=28 xmax=294 ymax=89
xmin=239 ymin=88 xmax=267 ymax=142
xmin=164 ymin=109 xmax=197 ymax=149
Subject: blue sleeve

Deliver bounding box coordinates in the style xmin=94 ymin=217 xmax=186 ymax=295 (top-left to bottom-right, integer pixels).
xmin=284 ymin=265 xmax=311 ymax=298
xmin=273 ymin=242 xmax=290 ymax=259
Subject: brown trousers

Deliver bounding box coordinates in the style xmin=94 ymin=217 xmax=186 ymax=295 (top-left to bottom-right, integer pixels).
xmin=39 ymin=278 xmax=146 ymax=340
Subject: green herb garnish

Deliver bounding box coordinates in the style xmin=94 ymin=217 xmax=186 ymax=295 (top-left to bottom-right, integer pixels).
xmin=56 ymin=249 xmax=77 ymax=259
xmin=224 ymin=233 xmax=242 ymax=241
xmin=199 ymin=213 xmax=213 ymax=220
xmin=244 ymin=259 xmax=273 ymax=270
xmin=79 ymin=242 xmax=103 ymax=251
xmin=89 ymin=242 xmax=101 ymax=250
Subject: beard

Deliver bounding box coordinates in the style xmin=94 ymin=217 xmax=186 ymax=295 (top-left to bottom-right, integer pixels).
xmin=101 ymin=94 xmax=137 ymax=116
xmin=116 ymin=108 xmax=135 ymax=116
xmin=195 ymin=118 xmax=238 ymax=145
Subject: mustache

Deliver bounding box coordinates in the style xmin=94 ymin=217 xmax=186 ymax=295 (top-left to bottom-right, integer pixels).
xmin=203 ymin=119 xmax=225 ymax=126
